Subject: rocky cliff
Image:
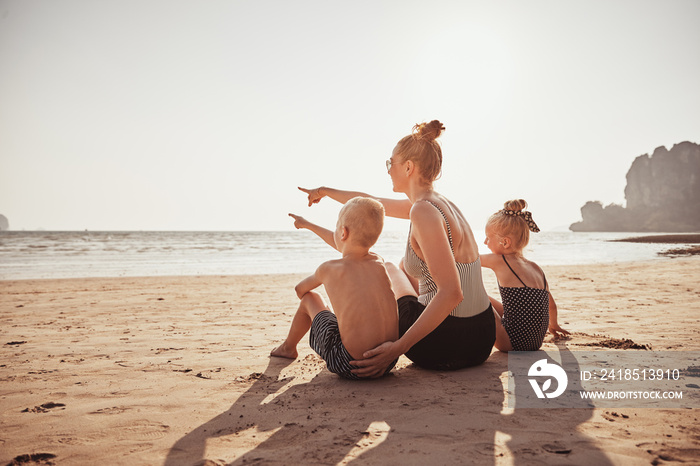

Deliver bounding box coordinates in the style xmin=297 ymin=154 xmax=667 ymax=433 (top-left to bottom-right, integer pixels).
xmin=570 ymin=141 xmax=700 ymax=232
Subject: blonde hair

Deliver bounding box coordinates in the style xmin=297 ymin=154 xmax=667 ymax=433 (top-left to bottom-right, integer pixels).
xmin=486 ymin=199 xmax=534 ymax=252
xmin=394 ymin=120 xmax=445 ymax=184
xmin=338 ymin=197 xmax=385 ymax=248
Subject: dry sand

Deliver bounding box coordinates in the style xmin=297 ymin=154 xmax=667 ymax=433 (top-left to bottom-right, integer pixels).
xmin=1 ymin=258 xmax=699 ymax=465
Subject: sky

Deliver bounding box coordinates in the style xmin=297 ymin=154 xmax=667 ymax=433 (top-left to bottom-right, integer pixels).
xmin=1 ymin=0 xmax=699 ymax=232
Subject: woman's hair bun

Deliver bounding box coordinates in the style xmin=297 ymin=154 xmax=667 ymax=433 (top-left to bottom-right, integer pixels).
xmin=413 ymin=120 xmax=445 ymax=142
xmin=503 ymin=199 xmax=528 ymax=212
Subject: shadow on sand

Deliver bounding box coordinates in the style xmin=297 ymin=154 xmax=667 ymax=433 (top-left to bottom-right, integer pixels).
xmin=165 ymin=344 xmax=612 ymax=465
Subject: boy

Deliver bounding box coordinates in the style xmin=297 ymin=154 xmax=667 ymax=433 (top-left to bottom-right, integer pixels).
xmin=270 ymin=197 xmax=399 ymax=379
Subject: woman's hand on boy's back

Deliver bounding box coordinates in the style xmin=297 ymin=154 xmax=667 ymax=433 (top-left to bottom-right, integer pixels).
xmin=350 ymin=341 xmax=401 ymax=378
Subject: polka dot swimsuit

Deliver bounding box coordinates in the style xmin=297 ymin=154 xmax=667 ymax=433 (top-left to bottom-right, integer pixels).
xmin=498 ymin=255 xmax=550 ymax=351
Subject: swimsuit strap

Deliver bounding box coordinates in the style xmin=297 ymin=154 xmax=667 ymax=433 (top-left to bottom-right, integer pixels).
xmin=501 ymin=255 xmax=527 ymax=287
xmin=501 ymin=255 xmax=549 ymax=290
xmin=419 ymin=200 xmax=454 ymax=252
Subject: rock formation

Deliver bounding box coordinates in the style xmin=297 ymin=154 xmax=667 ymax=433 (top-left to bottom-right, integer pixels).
xmin=570 ymin=141 xmax=700 ymax=232
xmin=0 ymin=214 xmax=8 ymax=231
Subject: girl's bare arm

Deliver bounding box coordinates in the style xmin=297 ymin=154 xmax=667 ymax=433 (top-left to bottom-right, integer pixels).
xmin=547 ymin=292 xmax=570 ymax=338
xmin=480 ymin=253 xmax=500 ymax=270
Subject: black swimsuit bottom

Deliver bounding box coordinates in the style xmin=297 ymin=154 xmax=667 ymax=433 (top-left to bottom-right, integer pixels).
xmin=397 ymin=296 xmax=496 ymax=371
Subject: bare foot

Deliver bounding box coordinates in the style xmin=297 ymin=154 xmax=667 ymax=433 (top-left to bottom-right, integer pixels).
xmin=270 ymin=342 xmax=298 ymax=359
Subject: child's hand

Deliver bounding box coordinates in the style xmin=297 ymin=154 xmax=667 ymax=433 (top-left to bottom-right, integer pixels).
xmin=548 ymin=323 xmax=570 ymax=340
xmin=288 ymin=213 xmax=311 ymax=230
xmin=298 ymin=186 xmax=324 ymax=206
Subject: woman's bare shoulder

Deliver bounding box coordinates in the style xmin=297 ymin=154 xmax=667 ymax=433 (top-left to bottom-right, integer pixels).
xmin=409 ymin=199 xmax=444 ymax=223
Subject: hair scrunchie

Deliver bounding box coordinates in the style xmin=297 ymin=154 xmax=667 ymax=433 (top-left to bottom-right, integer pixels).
xmin=502 ymin=209 xmax=540 ymax=233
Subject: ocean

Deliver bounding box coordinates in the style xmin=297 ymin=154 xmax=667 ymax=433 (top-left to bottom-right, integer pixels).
xmin=0 ymin=230 xmax=686 ymax=280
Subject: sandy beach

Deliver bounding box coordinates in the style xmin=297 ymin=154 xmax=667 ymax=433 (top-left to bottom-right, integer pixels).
xmin=1 ymin=258 xmax=699 ymax=465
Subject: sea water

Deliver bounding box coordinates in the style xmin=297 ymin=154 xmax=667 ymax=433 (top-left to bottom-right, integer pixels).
xmin=0 ymin=230 xmax=687 ymax=280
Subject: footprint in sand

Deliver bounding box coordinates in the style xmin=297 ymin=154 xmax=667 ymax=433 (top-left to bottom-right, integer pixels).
xmin=21 ymin=402 xmax=66 ymax=413
xmin=88 ymin=406 xmax=130 ymax=415
xmin=114 ymin=420 xmax=170 ymax=441
xmin=542 ymin=442 xmax=572 ymax=454
xmin=195 ymin=460 xmax=227 ymax=466
xmin=472 ymin=442 xmax=509 ymax=458
xmin=59 ymin=420 xmax=170 ymax=446
xmin=56 ymin=430 xmax=111 ymax=445
xmin=6 ymin=453 xmax=57 ymax=465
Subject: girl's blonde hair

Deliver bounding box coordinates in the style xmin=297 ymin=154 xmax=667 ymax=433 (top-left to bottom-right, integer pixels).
xmin=394 ymin=120 xmax=445 ymax=184
xmin=486 ymin=199 xmax=540 ymax=252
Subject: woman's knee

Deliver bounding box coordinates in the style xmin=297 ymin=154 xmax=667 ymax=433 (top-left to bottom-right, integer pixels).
xmin=386 ymin=261 xmax=418 ymax=298
xmin=385 ymin=261 xmax=400 ymax=272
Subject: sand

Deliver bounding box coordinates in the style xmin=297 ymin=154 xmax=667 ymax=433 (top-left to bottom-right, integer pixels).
xmin=1 ymin=258 xmax=699 ymax=465
xmin=612 ymin=234 xmax=700 ymax=244
xmin=613 ymin=234 xmax=700 ymax=257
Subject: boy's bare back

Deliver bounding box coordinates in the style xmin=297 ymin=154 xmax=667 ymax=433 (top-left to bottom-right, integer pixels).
xmin=317 ymin=252 xmax=398 ymax=360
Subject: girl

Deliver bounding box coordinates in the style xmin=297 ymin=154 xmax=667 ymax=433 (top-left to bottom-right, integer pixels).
xmin=482 ymin=200 xmax=569 ymax=352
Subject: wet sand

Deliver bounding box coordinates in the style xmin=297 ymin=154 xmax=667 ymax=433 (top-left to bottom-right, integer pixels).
xmin=612 ymin=234 xmax=700 ymax=243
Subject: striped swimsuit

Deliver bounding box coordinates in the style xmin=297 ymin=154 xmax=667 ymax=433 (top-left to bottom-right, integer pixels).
xmin=399 ymin=200 xmax=495 ymax=370
xmin=310 ymin=310 xmax=397 ymax=380
xmin=404 ymin=203 xmax=491 ymax=318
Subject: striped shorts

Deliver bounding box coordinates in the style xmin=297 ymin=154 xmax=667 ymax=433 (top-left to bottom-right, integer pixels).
xmin=310 ymin=310 xmax=396 ymax=380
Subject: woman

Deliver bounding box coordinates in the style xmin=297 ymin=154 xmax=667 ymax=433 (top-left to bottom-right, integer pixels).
xmin=300 ymin=120 xmax=495 ymax=377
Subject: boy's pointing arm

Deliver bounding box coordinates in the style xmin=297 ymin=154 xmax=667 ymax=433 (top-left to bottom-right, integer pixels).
xmin=289 ymin=213 xmax=338 ymax=251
